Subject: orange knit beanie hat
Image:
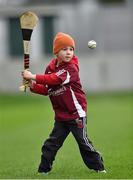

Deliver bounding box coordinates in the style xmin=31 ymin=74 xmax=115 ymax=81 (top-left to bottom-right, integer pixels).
xmin=53 ymin=32 xmax=75 ymax=54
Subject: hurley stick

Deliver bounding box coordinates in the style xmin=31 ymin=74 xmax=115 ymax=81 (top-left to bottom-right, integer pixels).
xmin=19 ymin=11 xmax=38 ymax=92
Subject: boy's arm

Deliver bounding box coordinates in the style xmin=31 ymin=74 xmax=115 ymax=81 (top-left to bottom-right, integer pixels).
xmin=22 ymin=65 xmax=77 ymax=86
xmin=30 ymin=82 xmax=48 ymax=95
xmin=36 ymin=65 xmax=78 ymax=86
xmin=36 ymin=73 xmax=62 ymax=85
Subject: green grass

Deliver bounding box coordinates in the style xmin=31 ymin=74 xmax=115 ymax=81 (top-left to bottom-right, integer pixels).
xmin=0 ymin=92 xmax=133 ymax=179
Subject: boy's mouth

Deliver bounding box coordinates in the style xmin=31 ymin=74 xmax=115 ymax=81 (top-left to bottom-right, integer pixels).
xmin=65 ymin=56 xmax=71 ymax=59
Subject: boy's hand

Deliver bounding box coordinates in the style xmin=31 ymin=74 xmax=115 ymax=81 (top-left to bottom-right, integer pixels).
xmin=28 ymin=80 xmax=34 ymax=89
xmin=22 ymin=70 xmax=36 ymax=81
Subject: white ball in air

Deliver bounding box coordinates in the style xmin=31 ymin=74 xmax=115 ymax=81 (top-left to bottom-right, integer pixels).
xmin=88 ymin=40 xmax=97 ymax=49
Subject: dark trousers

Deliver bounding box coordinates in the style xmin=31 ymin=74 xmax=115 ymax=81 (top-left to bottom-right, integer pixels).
xmin=38 ymin=117 xmax=105 ymax=173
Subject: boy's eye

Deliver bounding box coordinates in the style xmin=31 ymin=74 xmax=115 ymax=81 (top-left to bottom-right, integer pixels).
xmin=63 ymin=48 xmax=67 ymax=51
xmin=69 ymin=48 xmax=74 ymax=51
xmin=62 ymin=47 xmax=74 ymax=51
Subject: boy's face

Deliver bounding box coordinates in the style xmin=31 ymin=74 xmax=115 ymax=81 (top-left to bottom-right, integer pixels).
xmin=56 ymin=46 xmax=74 ymax=64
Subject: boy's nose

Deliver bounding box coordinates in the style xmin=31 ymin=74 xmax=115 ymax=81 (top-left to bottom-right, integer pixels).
xmin=66 ymin=50 xmax=71 ymax=54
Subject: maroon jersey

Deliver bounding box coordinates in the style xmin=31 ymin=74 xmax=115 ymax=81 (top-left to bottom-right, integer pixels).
xmin=31 ymin=56 xmax=87 ymax=121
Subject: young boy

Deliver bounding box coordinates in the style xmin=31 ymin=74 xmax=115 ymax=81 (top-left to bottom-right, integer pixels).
xmin=22 ymin=32 xmax=106 ymax=174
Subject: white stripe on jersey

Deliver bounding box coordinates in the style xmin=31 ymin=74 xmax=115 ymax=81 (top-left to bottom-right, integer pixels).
xmin=56 ymin=69 xmax=66 ymax=76
xmin=70 ymin=87 xmax=86 ymax=117
xmin=62 ymin=71 xmax=70 ymax=85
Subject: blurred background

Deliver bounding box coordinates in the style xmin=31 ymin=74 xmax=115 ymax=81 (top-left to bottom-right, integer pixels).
xmin=0 ymin=1 xmax=133 ymax=179
xmin=0 ymin=0 xmax=133 ymax=93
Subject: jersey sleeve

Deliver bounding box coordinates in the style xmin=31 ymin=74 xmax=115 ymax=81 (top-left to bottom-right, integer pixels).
xmin=36 ymin=73 xmax=62 ymax=85
xmin=35 ymin=64 xmax=78 ymax=86
xmin=30 ymin=82 xmax=48 ymax=96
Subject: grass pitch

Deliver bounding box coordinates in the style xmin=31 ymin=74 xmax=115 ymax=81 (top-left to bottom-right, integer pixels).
xmin=0 ymin=92 xmax=133 ymax=179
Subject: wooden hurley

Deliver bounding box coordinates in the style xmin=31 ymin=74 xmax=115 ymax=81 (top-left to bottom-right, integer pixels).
xmin=19 ymin=11 xmax=38 ymax=92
